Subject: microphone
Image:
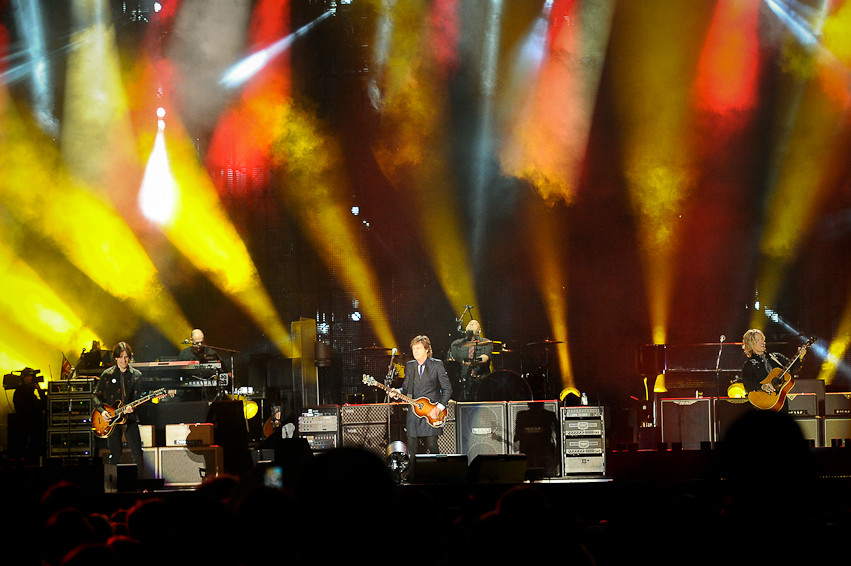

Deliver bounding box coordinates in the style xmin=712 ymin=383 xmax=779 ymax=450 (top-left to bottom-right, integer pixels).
xmin=386 ymin=348 xmax=397 ymax=380
xmin=720 ymin=335 xmax=726 ymax=342
xmin=182 ymin=339 xmax=191 ymax=344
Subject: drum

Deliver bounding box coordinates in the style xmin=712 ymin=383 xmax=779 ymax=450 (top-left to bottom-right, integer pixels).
xmin=475 ymin=370 xmax=533 ymax=402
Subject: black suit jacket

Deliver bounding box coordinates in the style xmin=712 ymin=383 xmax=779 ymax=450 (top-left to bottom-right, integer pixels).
xmin=401 ymin=357 xmax=452 ymax=437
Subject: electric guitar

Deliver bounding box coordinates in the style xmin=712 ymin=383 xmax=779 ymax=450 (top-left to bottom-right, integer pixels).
xmin=361 ymin=374 xmax=447 ymax=428
xmin=748 ymin=337 xmax=816 ymax=411
xmin=92 ymin=388 xmax=168 ymax=438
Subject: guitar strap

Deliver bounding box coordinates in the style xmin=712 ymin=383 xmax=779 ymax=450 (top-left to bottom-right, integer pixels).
xmin=768 ymin=353 xmax=784 ymax=368
xmin=757 ymin=354 xmax=772 ymax=374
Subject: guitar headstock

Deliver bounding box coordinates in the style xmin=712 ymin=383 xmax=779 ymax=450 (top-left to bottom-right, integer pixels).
xmin=362 ymin=374 xmax=377 ymax=386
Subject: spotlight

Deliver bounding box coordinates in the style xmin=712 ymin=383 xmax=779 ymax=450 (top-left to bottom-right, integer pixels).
xmin=385 ymin=441 xmax=409 ymax=484
xmin=727 ymin=377 xmax=746 ymax=398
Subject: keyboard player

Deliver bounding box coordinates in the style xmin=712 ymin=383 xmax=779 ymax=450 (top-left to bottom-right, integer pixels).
xmin=178 ymin=329 xmax=221 ymax=364
xmin=175 ymin=328 xmax=227 ymax=400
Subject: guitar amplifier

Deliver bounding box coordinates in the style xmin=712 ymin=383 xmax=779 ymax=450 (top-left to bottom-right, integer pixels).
xmin=158 ymin=445 xmax=223 ymax=487
xmin=786 ymin=393 xmax=817 ymax=417
xmin=340 ymin=403 xmax=406 ymax=425
xmin=165 ymin=423 xmax=214 ymax=446
xmin=825 ymin=393 xmax=851 ymax=416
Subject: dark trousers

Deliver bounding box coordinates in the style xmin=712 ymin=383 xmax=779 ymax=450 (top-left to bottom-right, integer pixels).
xmin=107 ymin=418 xmax=144 ymax=474
xmin=407 ymin=434 xmax=439 ymax=455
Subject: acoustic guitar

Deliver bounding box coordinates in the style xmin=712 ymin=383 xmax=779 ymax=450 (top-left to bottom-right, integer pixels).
xmin=748 ymin=337 xmax=815 ymax=411
xmin=92 ymin=388 xmax=168 ymax=438
xmin=361 ymin=374 xmax=447 ymax=428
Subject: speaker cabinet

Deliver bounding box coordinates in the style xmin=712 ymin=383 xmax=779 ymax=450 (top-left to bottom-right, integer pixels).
xmin=794 ymin=417 xmax=821 ymax=447
xmin=661 ymin=398 xmax=713 ymax=449
xmin=715 ymin=397 xmax=755 ymax=443
xmin=825 ymin=393 xmax=851 ymax=417
xmin=507 ymin=400 xmax=560 ymax=477
xmin=456 ymin=402 xmax=507 ymax=462
xmin=340 ymin=403 xmax=405 ymax=425
xmin=341 ymin=423 xmax=405 ymax=458
xmin=787 ymin=393 xmax=818 ymax=417
xmin=437 ymin=419 xmax=457 ymax=454
xmin=158 ymin=445 xmax=223 ymax=487
xmin=824 ymin=418 xmax=851 ymax=446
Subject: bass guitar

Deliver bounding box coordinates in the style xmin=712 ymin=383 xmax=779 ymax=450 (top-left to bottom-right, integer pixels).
xmin=92 ymin=388 xmax=168 ymax=438
xmin=362 ymin=374 xmax=447 ymax=428
xmin=748 ymin=337 xmax=816 ymax=411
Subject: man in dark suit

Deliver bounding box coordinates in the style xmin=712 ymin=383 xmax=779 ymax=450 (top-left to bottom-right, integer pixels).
xmin=393 ymin=335 xmax=452 ymax=456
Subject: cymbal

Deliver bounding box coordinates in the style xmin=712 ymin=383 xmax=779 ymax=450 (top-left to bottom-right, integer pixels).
xmin=458 ymin=339 xmax=492 ymax=347
xmin=526 ymin=340 xmax=565 ymax=346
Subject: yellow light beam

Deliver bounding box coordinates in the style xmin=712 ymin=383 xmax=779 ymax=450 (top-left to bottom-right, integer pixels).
xmin=609 ymin=2 xmax=705 ymax=345
xmin=751 ymin=75 xmax=849 ymax=327
xmin=526 ymin=201 xmax=574 ymax=389
xmin=270 ymin=102 xmax=398 ymax=350
xmin=153 ymin=119 xmax=293 ymax=354
xmin=367 ymin=0 xmax=478 ymax=319
xmin=0 ymin=100 xmax=191 ymax=346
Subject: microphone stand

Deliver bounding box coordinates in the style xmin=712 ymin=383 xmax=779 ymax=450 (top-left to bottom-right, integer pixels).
xmin=206 ymin=345 xmax=241 ymax=400
xmin=714 ymin=335 xmax=725 ymax=445
xmin=384 ymin=350 xmax=397 ymax=451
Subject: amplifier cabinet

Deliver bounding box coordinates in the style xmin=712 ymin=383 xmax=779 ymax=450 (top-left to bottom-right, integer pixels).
xmin=456 ymin=402 xmax=508 ymax=462
xmin=825 ymin=393 xmax=851 ymax=417
xmin=158 ymin=445 xmax=223 ymax=487
xmin=715 ymin=397 xmax=755 ymax=443
xmin=340 ymin=403 xmax=405 ymax=425
xmin=341 ymin=422 xmax=405 ymax=458
xmin=560 ymin=406 xmax=606 ymax=475
xmin=507 ymin=401 xmax=560 ymax=477
xmin=794 ymin=417 xmax=821 ymax=447
xmin=660 ymin=398 xmax=712 ymax=450
xmin=165 ymin=423 xmax=214 ymax=446
xmin=786 ymin=393 xmax=818 ymax=417
xmin=824 ymin=418 xmax=851 ymax=446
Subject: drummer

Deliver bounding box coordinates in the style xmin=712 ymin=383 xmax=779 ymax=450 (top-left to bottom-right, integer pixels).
xmin=450 ymin=320 xmax=493 ymax=400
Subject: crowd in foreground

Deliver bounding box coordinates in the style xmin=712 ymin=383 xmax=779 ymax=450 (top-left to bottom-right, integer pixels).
xmin=5 ymin=410 xmax=851 ymax=566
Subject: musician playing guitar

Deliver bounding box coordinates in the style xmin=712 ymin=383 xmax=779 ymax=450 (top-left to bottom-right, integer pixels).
xmin=389 ymin=335 xmax=452 ymax=458
xmin=741 ymin=329 xmax=808 ymax=412
xmin=93 ymin=342 xmax=145 ymax=473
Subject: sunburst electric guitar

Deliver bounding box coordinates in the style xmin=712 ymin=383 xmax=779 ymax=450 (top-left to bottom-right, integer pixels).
xmin=748 ymin=337 xmax=816 ymax=411
xmin=361 ymin=374 xmax=447 ymax=428
xmin=92 ymin=388 xmax=168 ymax=438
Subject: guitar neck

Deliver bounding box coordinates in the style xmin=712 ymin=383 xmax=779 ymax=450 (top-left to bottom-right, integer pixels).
xmin=116 ymin=390 xmax=163 ymax=415
xmin=373 ymin=380 xmax=416 ymax=406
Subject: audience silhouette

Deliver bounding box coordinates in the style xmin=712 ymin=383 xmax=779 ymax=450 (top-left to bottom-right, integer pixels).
xmin=7 ymin=409 xmax=851 ymax=566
